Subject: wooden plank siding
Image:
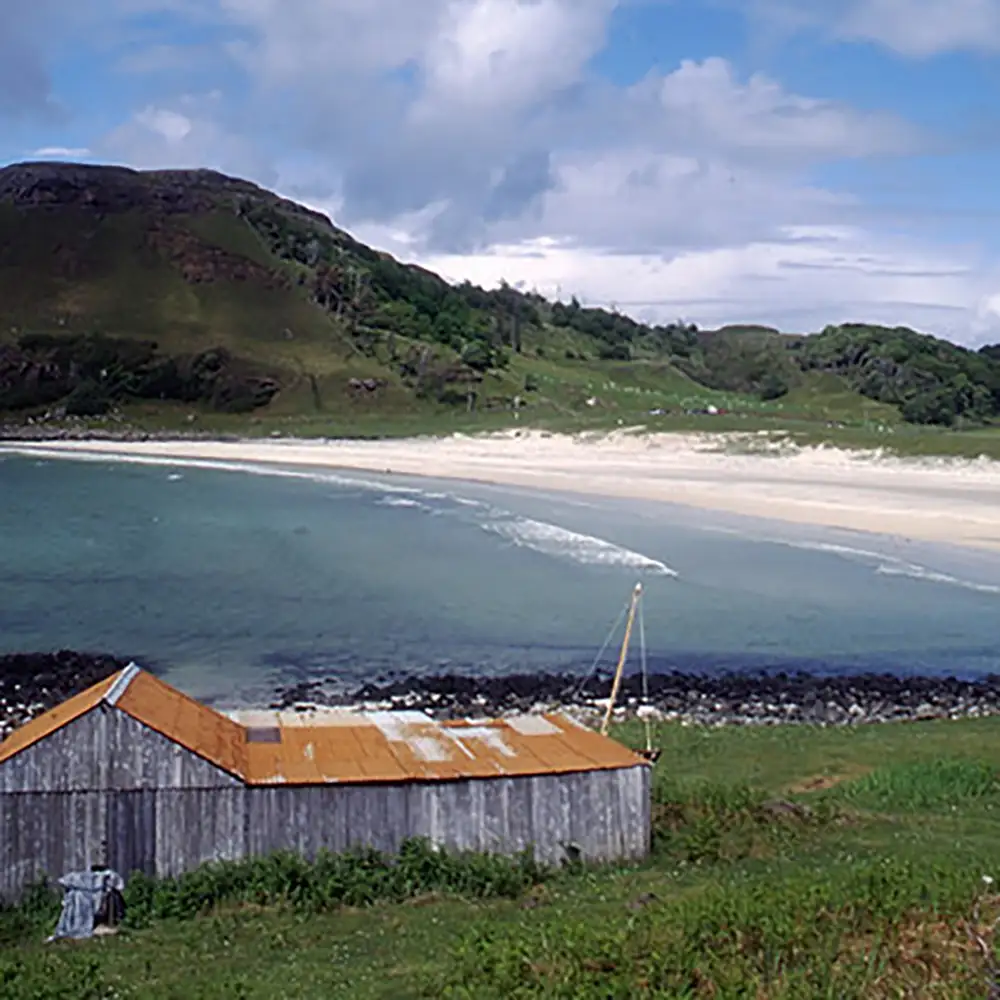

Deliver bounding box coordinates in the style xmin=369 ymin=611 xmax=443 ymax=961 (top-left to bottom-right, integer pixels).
xmin=0 ymin=706 xmax=650 ymax=901
xmin=0 ymin=706 xmax=241 ymax=794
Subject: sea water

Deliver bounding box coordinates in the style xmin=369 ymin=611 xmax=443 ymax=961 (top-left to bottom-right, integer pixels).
xmin=1 ymin=451 xmax=999 ymax=704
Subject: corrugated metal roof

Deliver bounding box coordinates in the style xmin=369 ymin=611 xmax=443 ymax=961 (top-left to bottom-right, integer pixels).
xmin=114 ymin=670 xmax=248 ymax=780
xmin=0 ymin=673 xmax=118 ymax=765
xmin=235 ymin=708 xmax=643 ymax=785
xmin=0 ymin=669 xmax=647 ymax=783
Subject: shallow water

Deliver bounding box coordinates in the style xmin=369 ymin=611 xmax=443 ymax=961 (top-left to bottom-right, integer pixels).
xmin=1 ymin=451 xmax=999 ymax=703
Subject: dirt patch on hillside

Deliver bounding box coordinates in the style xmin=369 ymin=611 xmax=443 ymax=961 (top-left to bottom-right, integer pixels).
xmin=146 ymin=221 xmax=289 ymax=289
xmin=787 ymin=767 xmax=873 ymax=794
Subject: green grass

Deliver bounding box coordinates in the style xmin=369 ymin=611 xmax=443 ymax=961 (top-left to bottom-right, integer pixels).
xmin=6 ymin=717 xmax=1000 ymax=997
xmin=87 ymin=347 xmax=998 ymax=462
xmin=89 ymin=356 xmax=1000 ymax=464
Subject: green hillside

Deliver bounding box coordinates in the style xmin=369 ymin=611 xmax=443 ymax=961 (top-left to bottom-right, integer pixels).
xmin=0 ymin=161 xmax=998 ymax=444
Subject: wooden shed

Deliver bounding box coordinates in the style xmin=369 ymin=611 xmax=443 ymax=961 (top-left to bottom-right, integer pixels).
xmin=0 ymin=665 xmax=651 ymax=901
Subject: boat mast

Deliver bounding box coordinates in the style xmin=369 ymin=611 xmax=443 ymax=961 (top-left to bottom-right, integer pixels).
xmin=600 ymin=582 xmax=642 ymax=736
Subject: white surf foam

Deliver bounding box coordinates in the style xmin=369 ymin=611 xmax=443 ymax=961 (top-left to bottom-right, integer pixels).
xmin=375 ymin=497 xmax=426 ymax=510
xmin=776 ymin=540 xmax=1000 ymax=594
xmin=483 ymin=515 xmax=677 ymax=576
xmin=874 ymin=563 xmax=1000 ymax=595
xmin=700 ymin=524 xmax=1000 ymax=597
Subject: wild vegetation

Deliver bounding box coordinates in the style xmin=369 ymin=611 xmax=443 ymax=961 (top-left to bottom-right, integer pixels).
xmin=5 ymin=717 xmax=1000 ymax=997
xmin=1 ymin=161 xmax=999 ymax=442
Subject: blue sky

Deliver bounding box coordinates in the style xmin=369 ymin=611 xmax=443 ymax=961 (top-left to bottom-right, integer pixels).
xmin=3 ymin=0 xmax=1000 ymax=344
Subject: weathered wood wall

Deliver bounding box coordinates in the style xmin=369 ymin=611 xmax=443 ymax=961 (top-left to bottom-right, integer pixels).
xmin=245 ymin=766 xmax=649 ymax=866
xmin=0 ymin=705 xmax=240 ymax=793
xmin=0 ymin=707 xmax=650 ymax=900
xmin=0 ymin=706 xmax=240 ymax=897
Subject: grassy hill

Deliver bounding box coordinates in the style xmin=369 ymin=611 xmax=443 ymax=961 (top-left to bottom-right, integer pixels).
xmin=1 ymin=160 xmax=999 ymax=449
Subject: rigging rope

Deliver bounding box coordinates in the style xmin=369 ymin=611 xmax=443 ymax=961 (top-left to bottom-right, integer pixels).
xmin=638 ymin=591 xmax=652 ymax=753
xmin=570 ymin=596 xmax=631 ymax=703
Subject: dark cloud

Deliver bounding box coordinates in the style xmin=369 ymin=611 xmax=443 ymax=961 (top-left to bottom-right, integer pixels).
xmin=483 ymin=149 xmax=556 ymax=222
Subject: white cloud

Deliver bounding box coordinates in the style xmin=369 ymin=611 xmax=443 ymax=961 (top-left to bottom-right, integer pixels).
xmin=413 ymin=0 xmax=613 ymax=120
xmin=136 ymin=107 xmax=193 ymax=143
xmin=97 ymin=97 xmax=277 ymax=182
xmin=841 ymin=0 xmax=1000 ymax=55
xmin=219 ymin=0 xmax=448 ymax=81
xmin=408 ymin=224 xmax=1000 ymax=344
xmin=313 ymin=139 xmax=1000 ymax=344
xmin=746 ymin=0 xmax=1000 ymax=56
xmin=30 ymin=145 xmax=92 ymax=158
xmin=639 ymin=57 xmax=918 ymax=160
xmin=477 ymin=148 xmax=851 ymax=253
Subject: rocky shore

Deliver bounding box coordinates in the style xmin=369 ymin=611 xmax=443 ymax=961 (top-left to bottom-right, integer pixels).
xmin=0 ymin=652 xmax=128 ymax=740
xmin=6 ymin=652 xmax=1000 ymax=742
xmin=276 ymin=668 xmax=1000 ymax=728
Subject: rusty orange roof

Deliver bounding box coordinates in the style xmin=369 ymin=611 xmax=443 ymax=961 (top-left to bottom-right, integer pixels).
xmin=236 ymin=708 xmax=646 ymax=785
xmin=113 ymin=668 xmax=248 ymax=779
xmin=0 ymin=668 xmax=648 ymax=783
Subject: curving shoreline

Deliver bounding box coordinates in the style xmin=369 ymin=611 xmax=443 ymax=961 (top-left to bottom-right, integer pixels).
xmin=6 ymin=652 xmax=1000 ymax=741
xmin=5 ymin=431 xmax=1000 ymax=554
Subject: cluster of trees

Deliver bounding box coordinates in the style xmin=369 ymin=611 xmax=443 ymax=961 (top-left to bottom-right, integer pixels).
xmin=0 ymin=334 xmax=278 ymax=416
xmin=673 ymin=327 xmax=797 ymax=400
xmin=794 ymin=324 xmax=1000 ymax=426
xmin=240 ymin=201 xmax=700 ymax=371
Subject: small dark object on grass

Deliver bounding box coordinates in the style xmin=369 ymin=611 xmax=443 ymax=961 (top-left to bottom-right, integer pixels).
xmin=627 ymin=892 xmax=658 ymax=911
xmin=760 ymin=798 xmax=814 ymax=820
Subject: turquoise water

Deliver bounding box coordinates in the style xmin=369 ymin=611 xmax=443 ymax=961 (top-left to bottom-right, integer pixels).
xmin=2 ymin=451 xmax=999 ymax=703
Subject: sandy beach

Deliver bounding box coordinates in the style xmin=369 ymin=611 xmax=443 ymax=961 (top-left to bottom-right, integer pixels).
xmin=6 ymin=430 xmax=1000 ymax=553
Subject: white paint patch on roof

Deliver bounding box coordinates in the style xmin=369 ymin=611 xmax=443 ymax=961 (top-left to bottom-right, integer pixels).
xmin=505 ymin=715 xmax=561 ymax=737
xmin=226 ymin=710 xmax=279 ymax=728
xmin=410 ymin=736 xmax=452 ymax=762
xmin=368 ymin=711 xmax=435 ymax=742
xmin=452 ymin=727 xmax=516 ymax=757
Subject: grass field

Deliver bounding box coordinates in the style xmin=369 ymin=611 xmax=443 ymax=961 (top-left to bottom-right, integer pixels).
xmin=5 ymin=716 xmax=1000 ymax=998
xmin=102 ymin=358 xmax=1000 ymax=462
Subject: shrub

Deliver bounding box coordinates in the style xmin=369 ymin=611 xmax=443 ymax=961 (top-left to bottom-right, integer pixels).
xmin=122 ymin=839 xmax=547 ymax=928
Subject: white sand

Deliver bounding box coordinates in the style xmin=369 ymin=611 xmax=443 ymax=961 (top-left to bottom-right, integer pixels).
xmin=6 ymin=430 xmax=1000 ymax=552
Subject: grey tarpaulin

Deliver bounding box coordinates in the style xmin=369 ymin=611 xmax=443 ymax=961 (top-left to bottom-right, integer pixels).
xmin=47 ymin=869 xmax=125 ymax=941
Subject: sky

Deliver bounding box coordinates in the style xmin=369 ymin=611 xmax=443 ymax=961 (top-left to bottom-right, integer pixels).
xmin=3 ymin=0 xmax=1000 ymax=344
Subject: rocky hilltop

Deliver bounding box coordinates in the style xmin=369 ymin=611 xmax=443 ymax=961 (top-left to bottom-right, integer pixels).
xmin=0 ymin=162 xmax=326 ymax=223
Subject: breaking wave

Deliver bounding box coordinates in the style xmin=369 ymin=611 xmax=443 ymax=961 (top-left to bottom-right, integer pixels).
xmin=482 ymin=515 xmax=677 ymax=575
xmin=875 ymin=562 xmax=1000 ymax=595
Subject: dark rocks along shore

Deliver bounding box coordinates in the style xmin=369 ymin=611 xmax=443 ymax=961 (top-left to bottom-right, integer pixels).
xmin=274 ymin=667 xmax=1000 ymax=727
xmin=0 ymin=652 xmax=129 ymax=740
xmin=5 ymin=652 xmax=1000 ymax=742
